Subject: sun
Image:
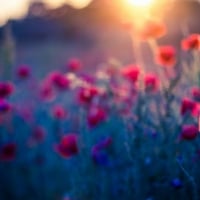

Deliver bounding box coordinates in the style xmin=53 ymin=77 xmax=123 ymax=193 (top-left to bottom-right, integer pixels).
xmin=127 ymin=0 xmax=153 ymax=7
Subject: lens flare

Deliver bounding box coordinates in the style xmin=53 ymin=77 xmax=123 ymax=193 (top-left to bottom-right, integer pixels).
xmin=127 ymin=0 xmax=153 ymax=7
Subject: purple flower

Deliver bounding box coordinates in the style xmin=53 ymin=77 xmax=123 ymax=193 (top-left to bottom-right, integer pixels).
xmin=92 ymin=149 xmax=109 ymax=166
xmin=91 ymin=137 xmax=112 ymax=166
xmin=17 ymin=65 xmax=31 ymax=79
xmin=0 ymin=99 xmax=12 ymax=113
xmin=170 ymin=178 xmax=183 ymax=189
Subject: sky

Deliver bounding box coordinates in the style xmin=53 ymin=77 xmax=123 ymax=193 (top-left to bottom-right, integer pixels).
xmin=0 ymin=0 xmax=91 ymax=25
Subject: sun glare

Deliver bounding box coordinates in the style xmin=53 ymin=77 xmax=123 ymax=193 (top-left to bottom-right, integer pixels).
xmin=127 ymin=0 xmax=153 ymax=7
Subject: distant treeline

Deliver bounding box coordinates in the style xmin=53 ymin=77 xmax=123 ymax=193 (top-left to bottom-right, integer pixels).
xmin=0 ymin=0 xmax=199 ymax=43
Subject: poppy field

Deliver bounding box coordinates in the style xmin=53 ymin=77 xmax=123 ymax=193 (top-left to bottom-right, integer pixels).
xmin=0 ymin=4 xmax=200 ymax=200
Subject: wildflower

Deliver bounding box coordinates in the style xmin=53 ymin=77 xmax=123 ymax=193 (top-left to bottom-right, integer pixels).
xmin=0 ymin=81 xmax=14 ymax=98
xmin=93 ymin=137 xmax=112 ymax=151
xmin=121 ymin=65 xmax=140 ymax=83
xmin=28 ymin=126 xmax=46 ymax=146
xmin=180 ymin=125 xmax=198 ymax=140
xmin=48 ymin=71 xmax=70 ymax=90
xmin=170 ymin=178 xmax=183 ymax=189
xmin=79 ymin=74 xmax=96 ymax=84
xmin=91 ymin=137 xmax=112 ymax=166
xmin=40 ymin=81 xmax=55 ymax=102
xmin=191 ymin=87 xmax=200 ymax=102
xmin=17 ymin=65 xmax=31 ymax=79
xmin=92 ymin=150 xmax=109 ymax=166
xmin=144 ymin=73 xmax=159 ymax=92
xmin=52 ymin=105 xmax=67 ymax=120
xmin=17 ymin=106 xmax=33 ymax=123
xmin=0 ymin=99 xmax=12 ymax=113
xmin=180 ymin=98 xmax=197 ymax=116
xmin=87 ymin=106 xmax=107 ymax=127
xmin=77 ymin=85 xmax=101 ymax=105
xmin=181 ymin=34 xmax=200 ymax=51
xmin=54 ymin=134 xmax=79 ymax=158
xmin=156 ymin=46 xmax=176 ymax=67
xmin=0 ymin=143 xmax=16 ymax=161
xmin=139 ymin=18 xmax=166 ymax=40
xmin=66 ymin=58 xmax=82 ymax=72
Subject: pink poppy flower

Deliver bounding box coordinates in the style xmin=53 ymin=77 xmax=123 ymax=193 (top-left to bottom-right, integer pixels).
xmin=121 ymin=65 xmax=140 ymax=83
xmin=180 ymin=98 xmax=197 ymax=116
xmin=0 ymin=81 xmax=14 ymax=98
xmin=66 ymin=58 xmax=82 ymax=72
xmin=17 ymin=65 xmax=31 ymax=79
xmin=52 ymin=105 xmax=67 ymax=120
xmin=54 ymin=134 xmax=79 ymax=158
xmin=28 ymin=126 xmax=46 ymax=146
xmin=40 ymin=81 xmax=55 ymax=102
xmin=77 ymin=85 xmax=101 ymax=105
xmin=144 ymin=73 xmax=159 ymax=92
xmin=87 ymin=106 xmax=107 ymax=127
xmin=191 ymin=87 xmax=200 ymax=102
xmin=48 ymin=71 xmax=70 ymax=90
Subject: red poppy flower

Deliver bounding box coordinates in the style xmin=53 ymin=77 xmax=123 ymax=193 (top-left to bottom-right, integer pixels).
xmin=17 ymin=65 xmax=31 ymax=79
xmin=87 ymin=106 xmax=107 ymax=127
xmin=156 ymin=46 xmax=176 ymax=67
xmin=54 ymin=134 xmax=79 ymax=158
xmin=77 ymin=85 xmax=101 ymax=105
xmin=40 ymin=81 xmax=55 ymax=102
xmin=181 ymin=34 xmax=200 ymax=51
xmin=180 ymin=125 xmax=198 ymax=140
xmin=121 ymin=65 xmax=140 ymax=83
xmin=52 ymin=105 xmax=67 ymax=119
xmin=0 ymin=81 xmax=14 ymax=98
xmin=144 ymin=73 xmax=159 ymax=92
xmin=139 ymin=19 xmax=166 ymax=40
xmin=191 ymin=87 xmax=200 ymax=102
xmin=180 ymin=98 xmax=197 ymax=116
xmin=17 ymin=106 xmax=33 ymax=122
xmin=28 ymin=126 xmax=46 ymax=147
xmin=33 ymin=126 xmax=46 ymax=142
xmin=67 ymin=58 xmax=82 ymax=72
xmin=0 ymin=143 xmax=16 ymax=161
xmin=48 ymin=71 xmax=70 ymax=90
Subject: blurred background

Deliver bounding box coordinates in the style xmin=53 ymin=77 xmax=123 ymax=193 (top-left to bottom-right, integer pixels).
xmin=0 ymin=0 xmax=200 ymax=76
xmin=0 ymin=1 xmax=200 ymax=200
